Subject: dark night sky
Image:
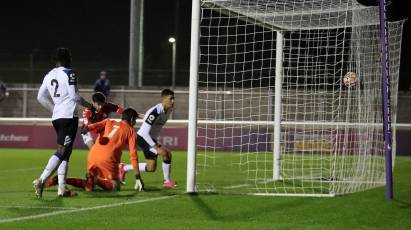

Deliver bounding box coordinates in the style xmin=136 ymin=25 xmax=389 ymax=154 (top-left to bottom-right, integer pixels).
xmin=0 ymin=0 xmax=192 ymax=85
xmin=0 ymin=0 xmax=409 ymax=88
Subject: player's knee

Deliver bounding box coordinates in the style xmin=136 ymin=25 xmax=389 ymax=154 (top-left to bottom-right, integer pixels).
xmin=57 ymin=145 xmax=65 ymax=153
xmin=54 ymin=146 xmax=70 ymax=161
xmin=97 ymin=178 xmax=119 ymax=191
xmin=62 ymin=147 xmax=73 ymax=161
xmin=145 ymin=162 xmax=156 ymax=172
xmin=162 ymin=151 xmax=172 ymax=162
xmin=146 ymin=165 xmax=156 ymax=172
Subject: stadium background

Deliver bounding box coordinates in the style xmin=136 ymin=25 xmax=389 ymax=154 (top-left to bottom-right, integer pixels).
xmin=0 ymin=0 xmax=411 ymax=156
xmin=0 ymin=0 xmax=409 ymax=88
xmin=0 ymin=1 xmax=410 ymax=229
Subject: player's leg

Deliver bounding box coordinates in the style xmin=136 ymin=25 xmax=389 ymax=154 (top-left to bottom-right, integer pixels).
xmin=81 ymin=132 xmax=94 ymax=149
xmin=85 ymin=164 xmax=98 ymax=192
xmin=122 ymin=159 xmax=153 ymax=173
xmin=96 ymin=178 xmax=120 ymax=191
xmin=156 ymin=146 xmax=175 ymax=187
xmin=33 ymin=119 xmax=69 ymax=198
xmin=118 ymin=163 xmax=126 ymax=184
xmin=36 ymin=144 xmax=65 ymax=183
xmin=46 ymin=175 xmax=58 ymax=187
xmin=145 ymin=158 xmax=157 ymax=172
xmin=56 ymin=118 xmax=79 ymax=197
xmin=46 ymin=175 xmax=86 ymax=189
xmin=45 ymin=175 xmax=81 ymax=197
xmin=119 ymin=136 xmax=157 ymax=183
xmin=121 ymin=142 xmax=174 ymax=187
xmin=96 ymin=163 xmax=120 ymax=191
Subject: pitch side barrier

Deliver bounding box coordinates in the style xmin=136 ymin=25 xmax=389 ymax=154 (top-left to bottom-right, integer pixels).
xmin=0 ymin=118 xmax=410 ymax=156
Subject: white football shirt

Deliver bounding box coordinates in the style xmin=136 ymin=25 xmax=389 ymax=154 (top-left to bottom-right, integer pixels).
xmin=37 ymin=66 xmax=81 ymax=120
xmin=137 ymin=103 xmax=171 ymax=147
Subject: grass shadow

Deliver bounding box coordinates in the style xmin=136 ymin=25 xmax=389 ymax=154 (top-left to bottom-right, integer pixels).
xmin=394 ymin=199 xmax=411 ymax=209
xmin=189 ymin=193 xmax=219 ymax=220
xmin=188 ymin=192 xmax=322 ymax=223
xmin=5 ymin=195 xmax=65 ymax=217
xmin=82 ymin=191 xmax=137 ymax=198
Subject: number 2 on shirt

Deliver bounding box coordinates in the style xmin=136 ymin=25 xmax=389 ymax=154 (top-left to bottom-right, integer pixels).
xmin=51 ymin=79 xmax=60 ymax=97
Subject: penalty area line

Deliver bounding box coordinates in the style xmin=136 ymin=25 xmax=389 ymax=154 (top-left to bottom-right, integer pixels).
xmin=0 ymin=195 xmax=178 ymax=224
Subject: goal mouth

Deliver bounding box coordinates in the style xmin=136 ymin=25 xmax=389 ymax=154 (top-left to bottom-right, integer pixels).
xmin=188 ymin=0 xmax=404 ymax=197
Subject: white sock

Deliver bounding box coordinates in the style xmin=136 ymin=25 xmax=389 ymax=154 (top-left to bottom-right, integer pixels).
xmin=162 ymin=162 xmax=171 ymax=182
xmin=139 ymin=163 xmax=147 ymax=172
xmin=39 ymin=155 xmax=62 ymax=183
xmin=57 ymin=160 xmax=68 ymax=190
xmin=124 ymin=164 xmax=134 ymax=172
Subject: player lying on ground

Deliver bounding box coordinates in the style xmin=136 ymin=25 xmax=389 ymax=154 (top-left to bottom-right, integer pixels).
xmin=81 ymin=92 xmax=144 ymax=149
xmin=33 ymin=47 xmax=94 ymax=198
xmin=119 ymin=89 xmax=176 ymax=188
xmin=47 ymin=108 xmax=144 ymax=192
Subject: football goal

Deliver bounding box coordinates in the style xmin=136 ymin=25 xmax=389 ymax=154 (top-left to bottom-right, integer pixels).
xmin=187 ymin=0 xmax=404 ymax=196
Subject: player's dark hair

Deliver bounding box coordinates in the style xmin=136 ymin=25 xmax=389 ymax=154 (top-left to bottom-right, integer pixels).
xmin=54 ymin=47 xmax=72 ymax=67
xmin=161 ymin=89 xmax=174 ymax=97
xmin=92 ymin=92 xmax=106 ymax=104
xmin=122 ymin=108 xmax=138 ymax=123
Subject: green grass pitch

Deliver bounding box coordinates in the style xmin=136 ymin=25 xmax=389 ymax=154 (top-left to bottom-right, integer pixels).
xmin=0 ymin=148 xmax=410 ymax=229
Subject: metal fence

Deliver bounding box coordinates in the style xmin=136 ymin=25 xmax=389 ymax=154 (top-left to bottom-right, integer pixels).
xmin=0 ymin=85 xmax=190 ymax=119
xmin=2 ymin=84 xmax=411 ymax=124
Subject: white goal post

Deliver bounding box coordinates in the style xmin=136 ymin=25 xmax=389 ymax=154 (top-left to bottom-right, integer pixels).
xmin=187 ymin=0 xmax=405 ymax=196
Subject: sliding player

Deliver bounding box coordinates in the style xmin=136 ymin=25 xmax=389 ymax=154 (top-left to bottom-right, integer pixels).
xmin=82 ymin=92 xmax=144 ymax=149
xmin=82 ymin=92 xmax=128 ymax=149
xmin=120 ymin=89 xmax=176 ymax=188
xmin=47 ymin=108 xmax=144 ymax=192
xmin=33 ymin=47 xmax=93 ymax=198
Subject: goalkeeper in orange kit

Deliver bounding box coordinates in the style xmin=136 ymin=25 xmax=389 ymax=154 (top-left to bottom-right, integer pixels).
xmin=47 ymin=108 xmax=144 ymax=192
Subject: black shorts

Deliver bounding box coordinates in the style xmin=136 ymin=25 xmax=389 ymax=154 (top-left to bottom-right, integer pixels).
xmin=52 ymin=117 xmax=79 ymax=147
xmin=137 ymin=135 xmax=159 ymax=160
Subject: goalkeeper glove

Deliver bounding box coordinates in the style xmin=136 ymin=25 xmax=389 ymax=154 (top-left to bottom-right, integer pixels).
xmin=134 ymin=175 xmax=144 ymax=192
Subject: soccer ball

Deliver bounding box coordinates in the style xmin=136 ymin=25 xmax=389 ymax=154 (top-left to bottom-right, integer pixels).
xmin=343 ymin=72 xmax=358 ymax=88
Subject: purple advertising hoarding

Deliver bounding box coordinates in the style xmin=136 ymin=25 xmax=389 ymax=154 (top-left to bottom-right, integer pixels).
xmin=0 ymin=125 xmax=188 ymax=151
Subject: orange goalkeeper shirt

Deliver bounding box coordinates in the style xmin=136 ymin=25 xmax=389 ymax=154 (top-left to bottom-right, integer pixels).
xmin=87 ymin=119 xmax=139 ymax=176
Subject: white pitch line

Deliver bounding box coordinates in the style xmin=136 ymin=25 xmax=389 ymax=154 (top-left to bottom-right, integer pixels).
xmin=223 ymin=184 xmax=250 ymax=189
xmin=0 ymin=195 xmax=178 ymax=224
xmin=0 ymin=205 xmax=77 ymax=210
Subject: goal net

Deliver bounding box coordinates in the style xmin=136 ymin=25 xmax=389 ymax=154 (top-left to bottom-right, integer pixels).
xmin=191 ymin=0 xmax=404 ymax=196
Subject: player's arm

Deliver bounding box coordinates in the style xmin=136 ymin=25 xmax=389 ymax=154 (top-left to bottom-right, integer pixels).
xmin=106 ymin=103 xmax=124 ymax=114
xmin=128 ymin=131 xmax=144 ymax=191
xmin=138 ymin=109 xmax=159 ymax=147
xmin=37 ymin=80 xmax=54 ymax=112
xmin=137 ymin=112 xmax=144 ymax=119
xmin=82 ymin=108 xmax=92 ymax=126
xmin=128 ymin=132 xmax=140 ymax=176
xmin=66 ymin=71 xmax=93 ymax=109
xmin=82 ymin=119 xmax=108 ymax=134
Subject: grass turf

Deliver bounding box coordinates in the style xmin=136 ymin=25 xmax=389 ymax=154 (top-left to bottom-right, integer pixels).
xmin=0 ymin=148 xmax=410 ymax=229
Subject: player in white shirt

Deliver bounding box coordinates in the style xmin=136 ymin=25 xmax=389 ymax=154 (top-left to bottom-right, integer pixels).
xmin=33 ymin=47 xmax=93 ymax=198
xmin=120 ymin=89 xmax=176 ymax=188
